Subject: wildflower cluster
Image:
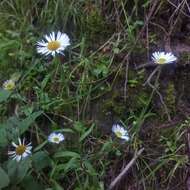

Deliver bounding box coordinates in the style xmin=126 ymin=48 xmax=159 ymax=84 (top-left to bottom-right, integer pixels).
xmin=5 ymin=30 xmax=178 ymax=162
xmin=9 ymin=132 xmax=65 ymax=162
xmin=7 ymin=32 xmax=70 ymax=162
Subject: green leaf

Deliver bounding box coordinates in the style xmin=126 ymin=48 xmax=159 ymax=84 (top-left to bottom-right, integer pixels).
xmin=113 ymin=48 xmax=120 ymax=54
xmin=32 ymin=151 xmax=52 ymax=171
xmin=22 ymin=175 xmax=44 ymax=190
xmin=33 ymin=140 xmax=48 ymax=152
xmin=11 ymin=72 xmax=21 ymax=82
xmin=41 ymin=74 xmax=51 ymax=89
xmin=0 ymin=117 xmax=20 ymax=147
xmin=64 ymin=157 xmax=80 ymax=173
xmin=55 ymin=157 xmax=80 ymax=174
xmin=100 ymin=139 xmax=113 ymax=154
xmin=58 ymin=128 xmax=75 ymax=133
xmin=7 ymin=159 xmax=31 ymax=184
xmin=0 ymin=112 xmax=43 ymax=147
xmin=73 ymin=121 xmax=85 ymax=133
xmin=0 ymin=89 xmax=11 ymax=103
xmin=0 ymin=167 xmax=10 ymax=188
xmin=52 ymin=180 xmax=64 ymax=190
xmin=83 ymin=160 xmax=97 ymax=176
xmin=19 ymin=111 xmax=43 ymax=134
xmin=79 ymin=124 xmax=94 ymax=142
xmin=54 ymin=151 xmax=80 ymax=159
xmin=0 ymin=40 xmax=18 ymax=49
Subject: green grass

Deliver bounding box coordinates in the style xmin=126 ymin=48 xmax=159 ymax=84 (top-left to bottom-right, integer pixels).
xmin=0 ymin=0 xmax=189 ymax=189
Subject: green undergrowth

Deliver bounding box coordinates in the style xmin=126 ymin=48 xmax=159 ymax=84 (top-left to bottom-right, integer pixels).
xmin=0 ymin=0 xmax=189 ymax=190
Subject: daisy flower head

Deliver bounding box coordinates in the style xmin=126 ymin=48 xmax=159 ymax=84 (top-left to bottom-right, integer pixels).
xmin=36 ymin=31 xmax=70 ymax=57
xmin=3 ymin=79 xmax=15 ymax=91
xmin=112 ymin=124 xmax=129 ymax=141
xmin=152 ymin=51 xmax=177 ymax=64
xmin=48 ymin=132 xmax=65 ymax=144
xmin=8 ymin=138 xmax=32 ymax=162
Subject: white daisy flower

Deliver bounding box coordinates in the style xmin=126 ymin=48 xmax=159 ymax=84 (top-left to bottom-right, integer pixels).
xmin=152 ymin=51 xmax=177 ymax=64
xmin=3 ymin=79 xmax=15 ymax=91
xmin=36 ymin=31 xmax=70 ymax=57
xmin=48 ymin=132 xmax=65 ymax=144
xmin=112 ymin=124 xmax=129 ymax=141
xmin=8 ymin=138 xmax=32 ymax=162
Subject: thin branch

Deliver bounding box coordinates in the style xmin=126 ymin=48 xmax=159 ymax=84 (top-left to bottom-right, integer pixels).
xmin=144 ymin=67 xmax=171 ymax=121
xmin=45 ymin=112 xmax=74 ymax=123
xmin=167 ymin=0 xmax=190 ymax=18
xmin=143 ymin=66 xmax=160 ymax=86
xmin=108 ymin=148 xmax=144 ymax=190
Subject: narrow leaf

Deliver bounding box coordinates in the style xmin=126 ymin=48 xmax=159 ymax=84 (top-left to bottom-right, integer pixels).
xmin=0 ymin=89 xmax=11 ymax=103
xmin=0 ymin=167 xmax=10 ymax=188
xmin=54 ymin=151 xmax=80 ymax=159
xmin=19 ymin=111 xmax=43 ymax=134
xmin=79 ymin=124 xmax=94 ymax=142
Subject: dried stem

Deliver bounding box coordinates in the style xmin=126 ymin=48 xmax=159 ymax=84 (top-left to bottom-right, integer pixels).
xmin=108 ymin=148 xmax=144 ymax=190
xmin=144 ymin=66 xmax=171 ymax=121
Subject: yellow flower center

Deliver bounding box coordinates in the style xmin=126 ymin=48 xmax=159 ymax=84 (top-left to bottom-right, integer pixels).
xmin=16 ymin=145 xmax=26 ymax=155
xmin=47 ymin=41 xmax=61 ymax=51
xmin=4 ymin=82 xmax=15 ymax=90
xmin=115 ymin=131 xmax=122 ymax=138
xmin=158 ymin=58 xmax=166 ymax=64
xmin=53 ymin=137 xmax=60 ymax=142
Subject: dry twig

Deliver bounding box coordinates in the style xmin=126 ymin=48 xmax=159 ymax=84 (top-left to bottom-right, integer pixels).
xmin=108 ymin=148 xmax=144 ymax=190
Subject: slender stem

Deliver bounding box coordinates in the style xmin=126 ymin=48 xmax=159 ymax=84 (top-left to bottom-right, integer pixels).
xmin=109 ymin=148 xmax=144 ymax=190
xmin=144 ymin=67 xmax=171 ymax=121
xmin=143 ymin=66 xmax=160 ymax=86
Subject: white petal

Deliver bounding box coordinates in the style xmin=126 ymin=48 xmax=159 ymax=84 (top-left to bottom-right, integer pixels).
xmin=12 ymin=142 xmax=18 ymax=148
xmin=121 ymin=135 xmax=130 ymax=141
xmin=112 ymin=125 xmax=118 ymax=133
xmin=26 ymin=146 xmax=32 ymax=151
xmin=16 ymin=155 xmax=22 ymax=162
xmin=55 ymin=49 xmax=62 ymax=54
xmin=57 ymin=31 xmax=62 ymax=40
xmin=59 ymin=137 xmax=64 ymax=142
xmin=11 ymin=155 xmax=17 ymax=160
xmin=9 ymin=154 xmax=16 ymax=158
xmin=26 ymin=147 xmax=32 ymax=152
xmin=22 ymin=152 xmax=29 ymax=158
xmin=48 ymin=133 xmax=56 ymax=141
xmin=48 ymin=137 xmax=53 ymax=142
xmin=58 ymin=133 xmax=64 ymax=139
xmin=18 ymin=138 xmax=22 ymax=145
xmin=45 ymin=35 xmax=51 ymax=42
xmin=50 ymin=32 xmax=55 ymax=41
xmin=8 ymin=151 xmax=16 ymax=155
xmin=26 ymin=142 xmax=32 ymax=146
xmin=121 ymin=129 xmax=127 ymax=136
xmin=37 ymin=47 xmax=51 ymax=56
xmin=60 ymin=34 xmax=70 ymax=46
xmin=22 ymin=138 xmax=26 ymax=145
xmin=58 ymin=46 xmax=65 ymax=51
xmin=37 ymin=40 xmax=47 ymax=47
xmin=52 ymin=51 xmax=56 ymax=56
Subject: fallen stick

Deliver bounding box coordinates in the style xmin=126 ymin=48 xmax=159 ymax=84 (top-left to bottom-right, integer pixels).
xmin=108 ymin=148 xmax=144 ymax=190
